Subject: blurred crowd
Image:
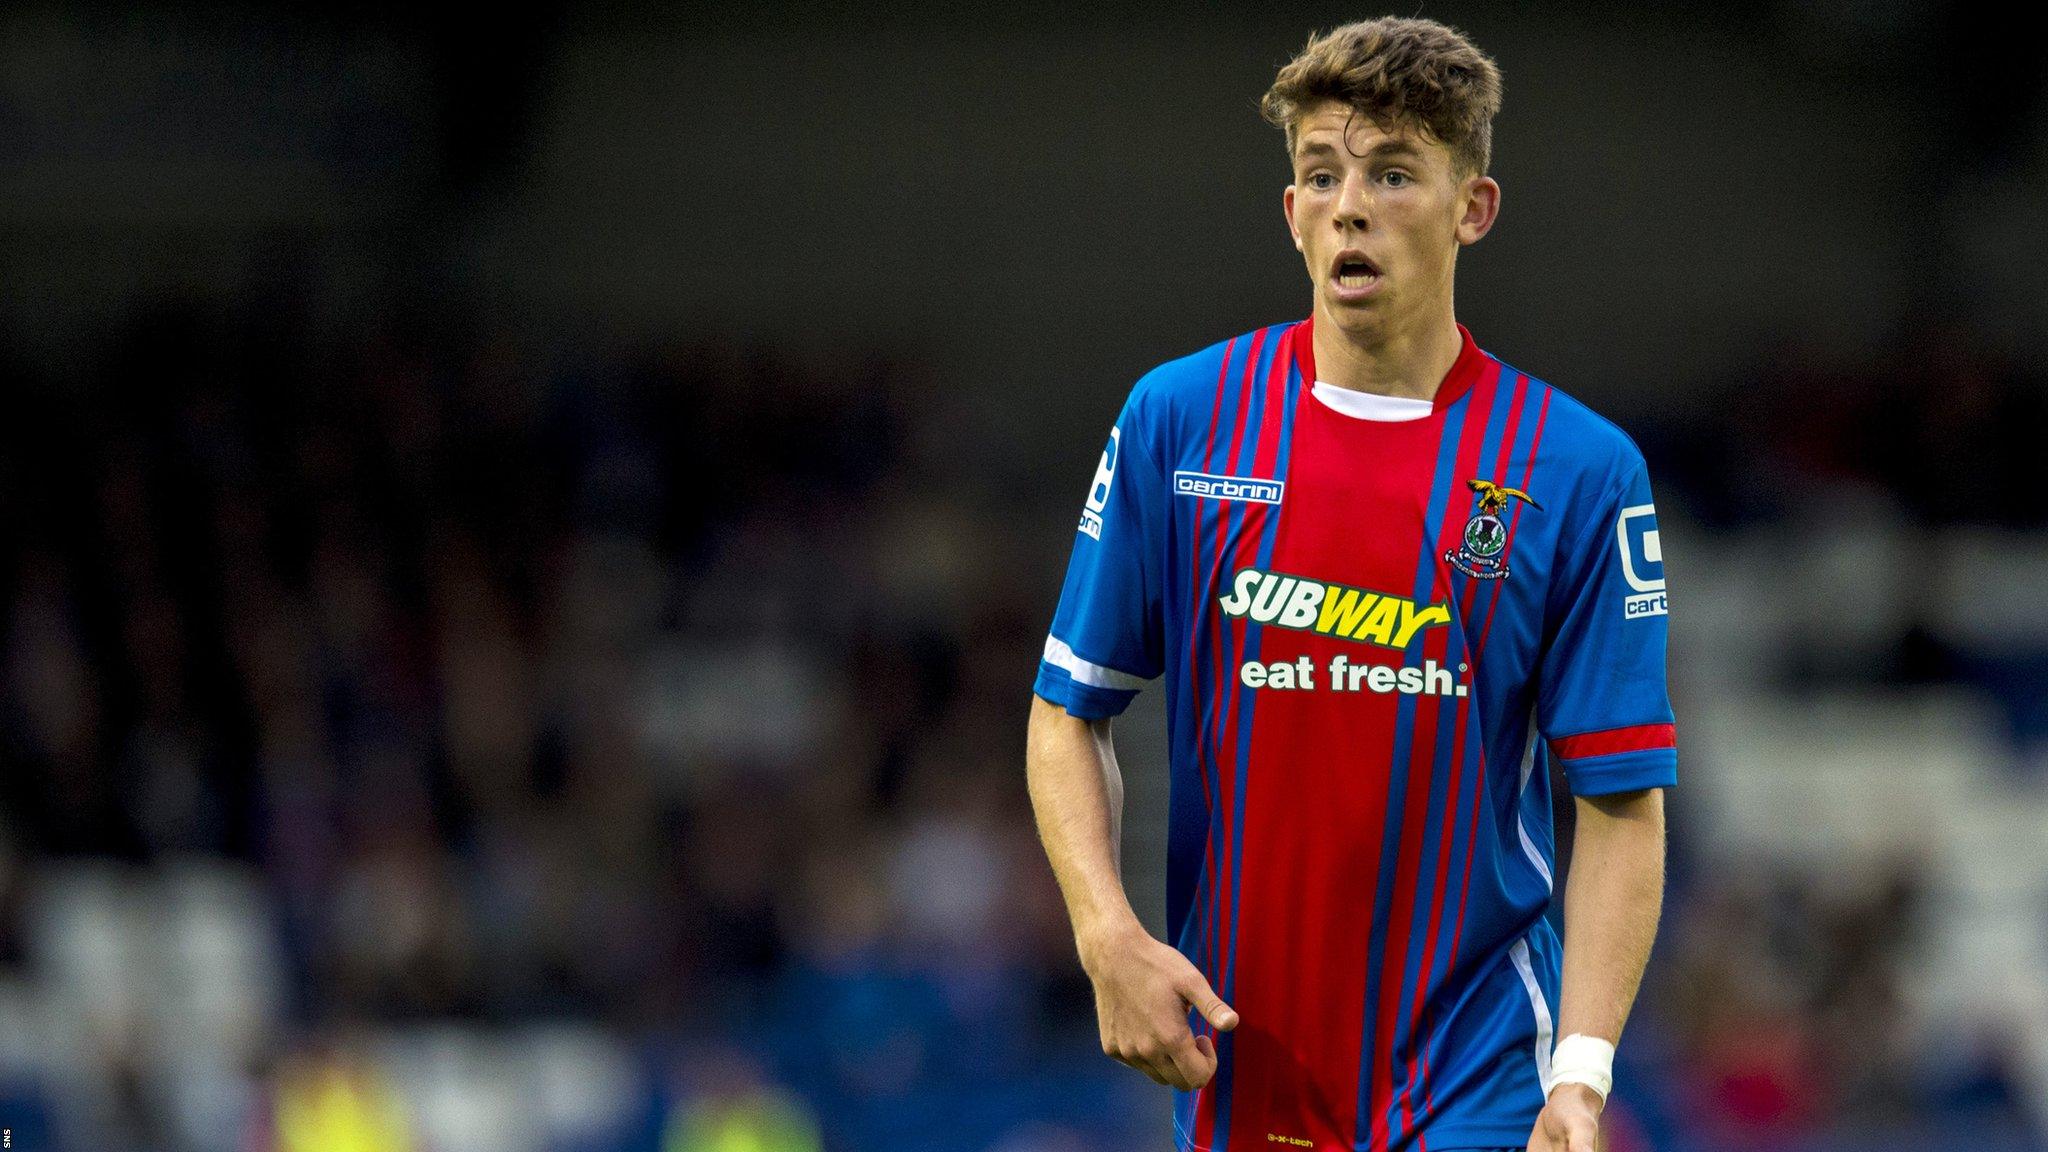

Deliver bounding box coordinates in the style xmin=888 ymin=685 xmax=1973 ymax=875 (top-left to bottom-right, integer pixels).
xmin=0 ymin=296 xmax=2042 ymax=1151
xmin=1644 ymin=312 xmax=2048 ymax=755
xmin=0 ymin=300 xmax=1141 ymax=1150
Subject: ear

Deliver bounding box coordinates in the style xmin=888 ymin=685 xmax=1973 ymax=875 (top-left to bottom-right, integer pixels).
xmin=1284 ymin=183 xmax=1302 ymax=251
xmin=1456 ymin=175 xmax=1501 ymax=245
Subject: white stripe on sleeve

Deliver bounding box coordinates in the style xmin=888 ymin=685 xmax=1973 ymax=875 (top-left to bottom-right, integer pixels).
xmin=1042 ymin=635 xmax=1154 ymax=691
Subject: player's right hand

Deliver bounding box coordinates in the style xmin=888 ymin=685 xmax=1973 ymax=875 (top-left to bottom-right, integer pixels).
xmin=1079 ymin=921 xmax=1239 ymax=1090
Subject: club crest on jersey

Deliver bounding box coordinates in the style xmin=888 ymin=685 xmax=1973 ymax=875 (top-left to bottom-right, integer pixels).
xmin=1445 ymin=478 xmax=1541 ymax=580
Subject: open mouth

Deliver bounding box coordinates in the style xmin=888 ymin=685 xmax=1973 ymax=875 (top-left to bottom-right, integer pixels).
xmin=1332 ymin=251 xmax=1381 ymax=290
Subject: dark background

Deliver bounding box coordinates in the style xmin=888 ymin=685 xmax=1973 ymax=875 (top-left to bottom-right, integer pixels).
xmin=0 ymin=3 xmax=2044 ymax=1150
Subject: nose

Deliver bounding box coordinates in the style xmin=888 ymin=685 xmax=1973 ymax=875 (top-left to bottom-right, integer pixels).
xmin=1333 ymin=170 xmax=1372 ymax=232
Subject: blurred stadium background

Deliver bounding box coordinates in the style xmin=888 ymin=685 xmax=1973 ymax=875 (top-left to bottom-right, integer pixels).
xmin=0 ymin=3 xmax=2044 ymax=1150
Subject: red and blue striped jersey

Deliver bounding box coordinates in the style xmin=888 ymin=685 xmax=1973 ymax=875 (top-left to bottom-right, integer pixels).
xmin=1033 ymin=317 xmax=1677 ymax=1152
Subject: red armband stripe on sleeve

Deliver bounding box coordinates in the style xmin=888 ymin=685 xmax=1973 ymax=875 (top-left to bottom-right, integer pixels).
xmin=1550 ymin=723 xmax=1676 ymax=762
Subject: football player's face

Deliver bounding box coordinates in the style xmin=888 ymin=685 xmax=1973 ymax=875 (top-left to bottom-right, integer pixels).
xmin=1283 ymin=102 xmax=1497 ymax=343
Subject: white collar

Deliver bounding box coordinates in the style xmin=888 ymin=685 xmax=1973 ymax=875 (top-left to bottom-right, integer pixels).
xmin=1311 ymin=380 xmax=1435 ymax=422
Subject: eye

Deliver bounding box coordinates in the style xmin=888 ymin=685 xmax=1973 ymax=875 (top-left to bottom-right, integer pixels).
xmin=1382 ymin=170 xmax=1412 ymax=188
xmin=1307 ymin=172 xmax=1337 ymax=191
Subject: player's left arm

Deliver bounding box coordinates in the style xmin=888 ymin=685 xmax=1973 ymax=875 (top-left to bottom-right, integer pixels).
xmin=1532 ymin=786 xmax=1665 ymax=1151
xmin=1560 ymin=787 xmax=1665 ymax=1046
xmin=1527 ymin=442 xmax=1678 ymax=1152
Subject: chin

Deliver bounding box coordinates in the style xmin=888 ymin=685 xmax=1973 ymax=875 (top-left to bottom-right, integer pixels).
xmin=1322 ymin=296 xmax=1391 ymax=334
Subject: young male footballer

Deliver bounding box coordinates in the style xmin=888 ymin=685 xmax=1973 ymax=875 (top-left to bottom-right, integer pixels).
xmin=1026 ymin=17 xmax=1674 ymax=1152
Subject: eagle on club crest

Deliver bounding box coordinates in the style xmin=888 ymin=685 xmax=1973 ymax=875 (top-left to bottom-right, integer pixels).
xmin=1445 ymin=478 xmax=1541 ymax=580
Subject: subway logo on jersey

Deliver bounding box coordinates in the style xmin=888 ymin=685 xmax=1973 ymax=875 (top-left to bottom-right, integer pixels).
xmin=1218 ymin=567 xmax=1451 ymax=650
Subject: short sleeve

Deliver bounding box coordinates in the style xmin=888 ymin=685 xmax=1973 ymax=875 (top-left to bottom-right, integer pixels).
xmin=1032 ymin=391 xmax=1168 ymax=719
xmin=1536 ymin=448 xmax=1678 ymax=795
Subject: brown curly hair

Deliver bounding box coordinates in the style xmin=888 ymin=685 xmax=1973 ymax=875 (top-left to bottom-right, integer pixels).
xmin=1261 ymin=17 xmax=1503 ymax=177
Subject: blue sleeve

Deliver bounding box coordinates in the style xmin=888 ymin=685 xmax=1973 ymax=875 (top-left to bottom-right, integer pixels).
xmin=1536 ymin=447 xmax=1678 ymax=796
xmin=1033 ymin=387 xmax=1169 ymax=719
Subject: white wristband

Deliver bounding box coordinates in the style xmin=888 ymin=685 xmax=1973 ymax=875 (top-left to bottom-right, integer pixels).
xmin=1543 ymin=1033 xmax=1615 ymax=1102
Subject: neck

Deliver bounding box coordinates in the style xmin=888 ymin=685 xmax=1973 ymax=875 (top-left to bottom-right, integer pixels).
xmin=1312 ymin=300 xmax=1463 ymax=402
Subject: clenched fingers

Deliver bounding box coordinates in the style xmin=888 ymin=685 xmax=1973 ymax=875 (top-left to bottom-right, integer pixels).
xmin=1104 ymin=1032 xmax=1214 ymax=1090
xmin=1162 ymin=1032 xmax=1219 ymax=1090
xmin=1102 ymin=1035 xmax=1171 ymax=1087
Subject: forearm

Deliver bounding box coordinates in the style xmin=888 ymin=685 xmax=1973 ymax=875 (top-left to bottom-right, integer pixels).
xmin=1026 ymin=694 xmax=1143 ymax=958
xmin=1556 ymin=787 xmax=1666 ymax=1046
